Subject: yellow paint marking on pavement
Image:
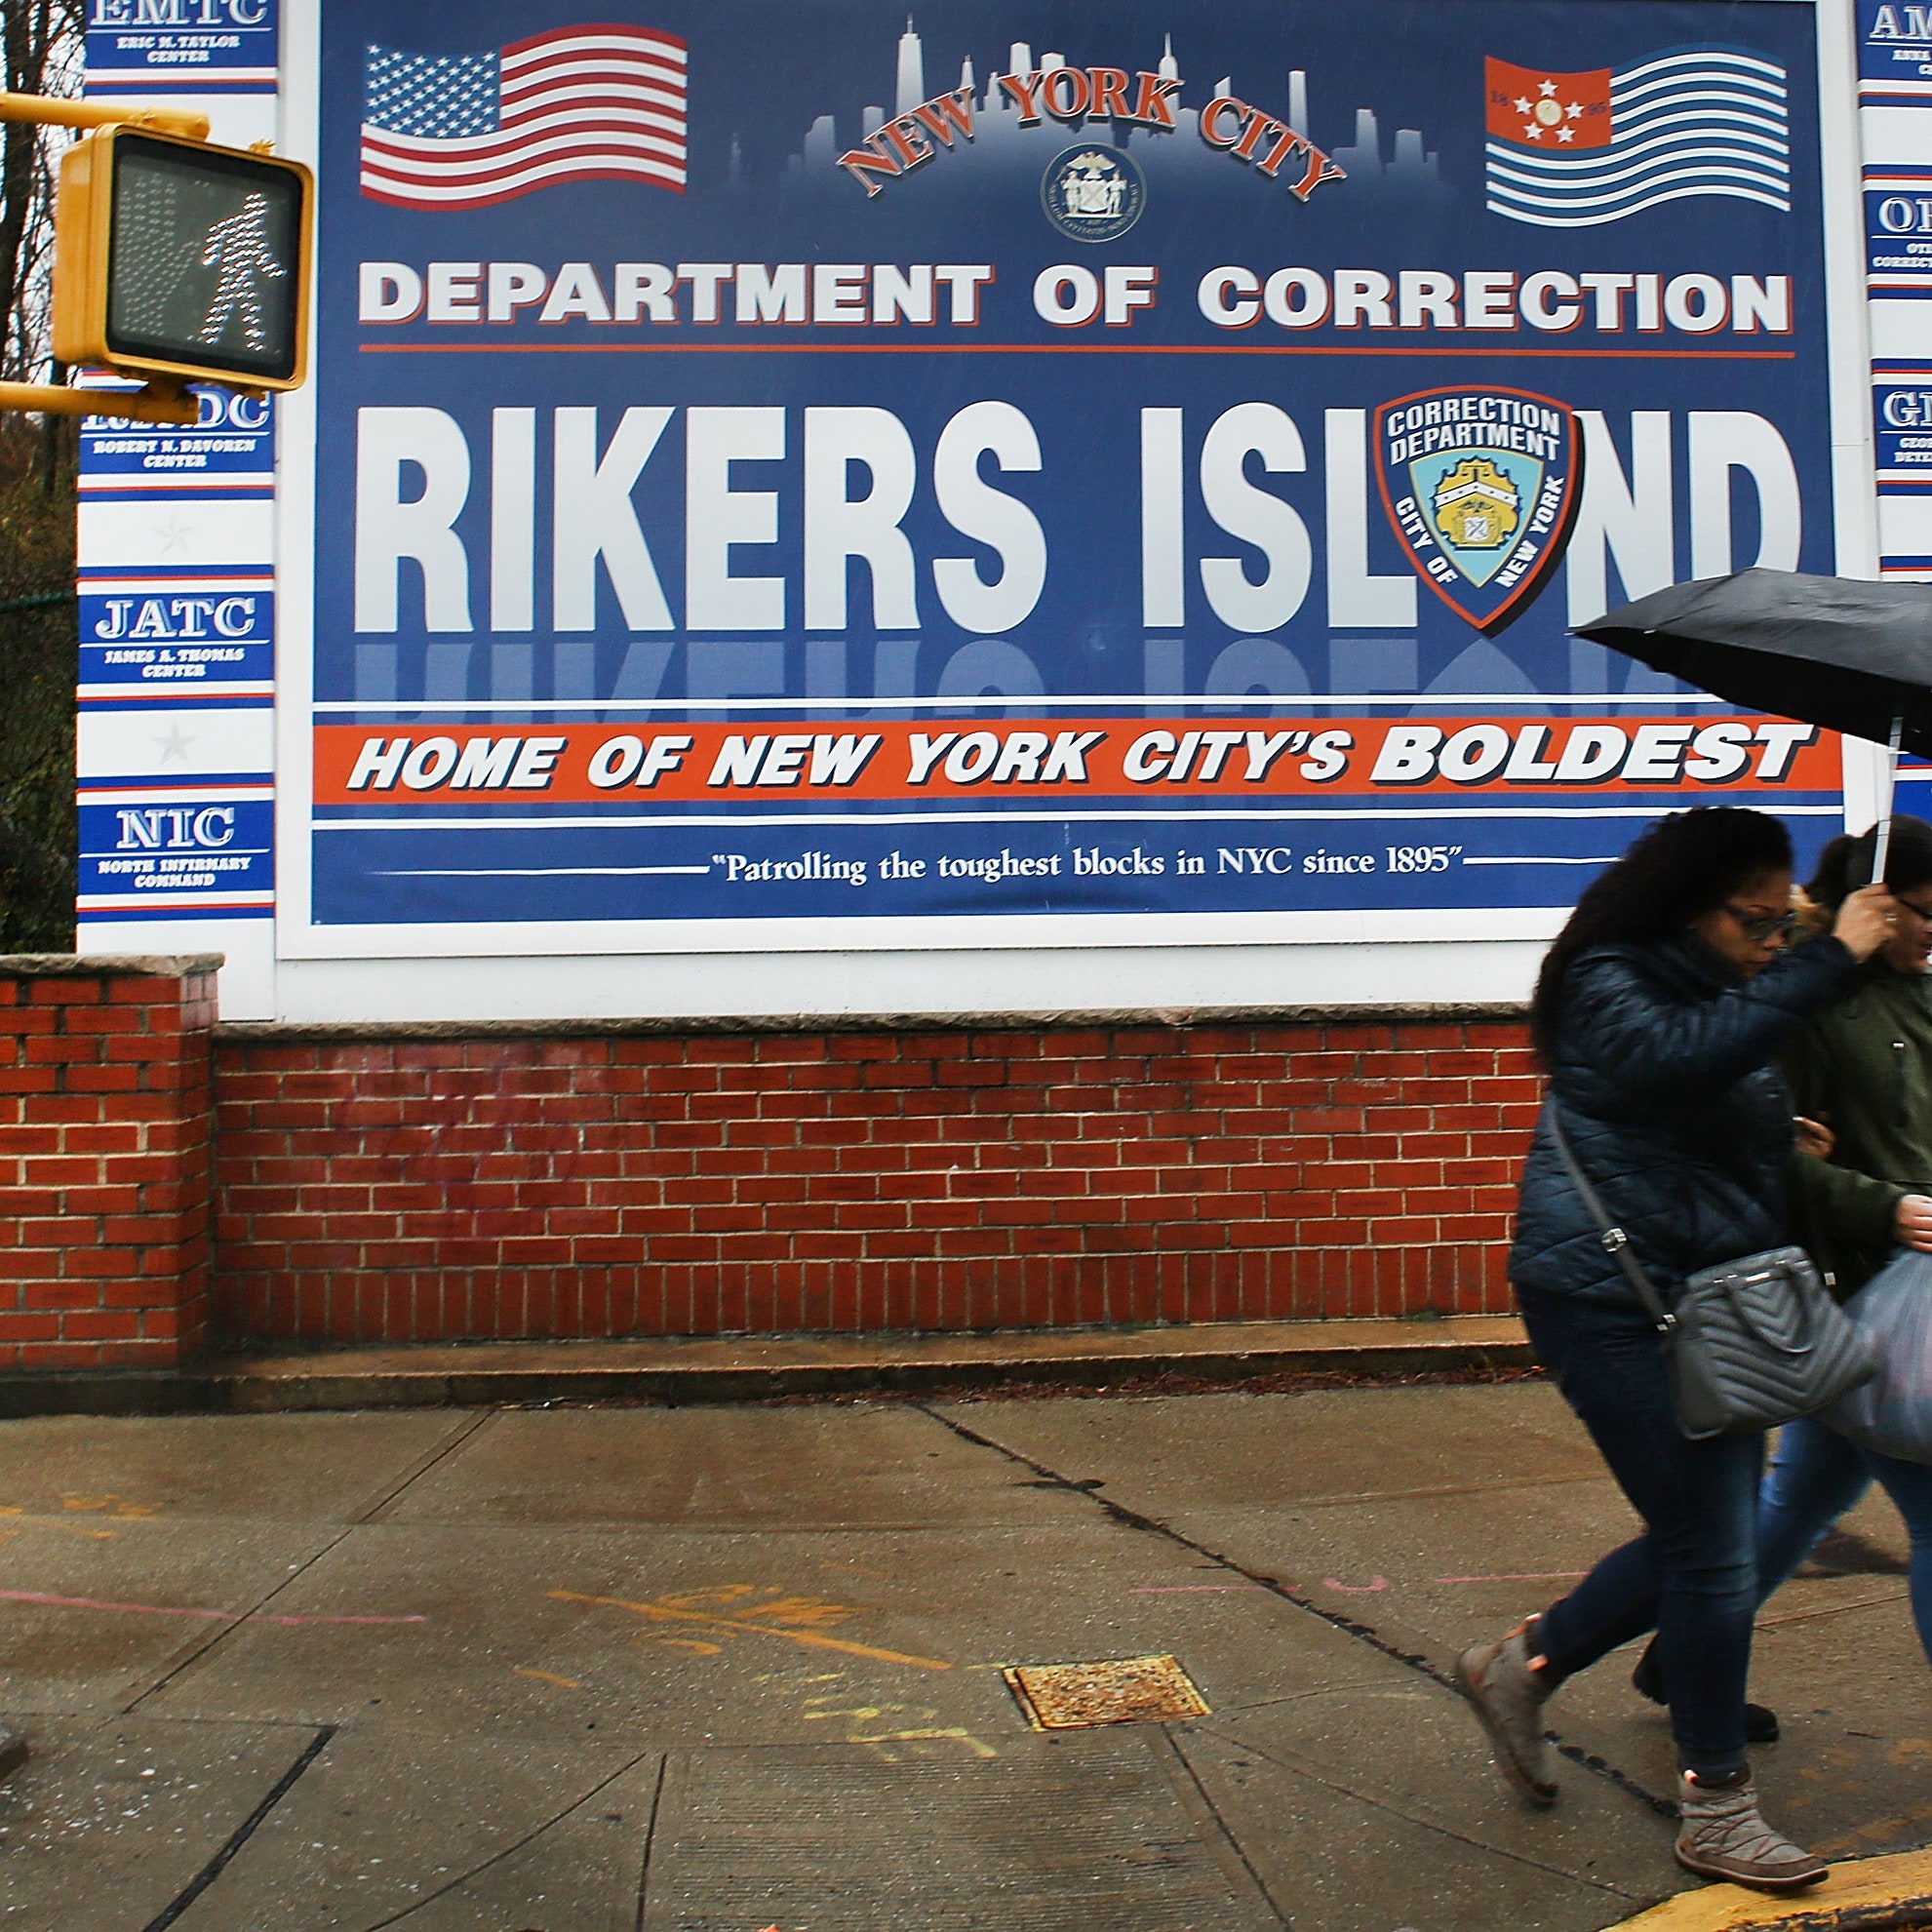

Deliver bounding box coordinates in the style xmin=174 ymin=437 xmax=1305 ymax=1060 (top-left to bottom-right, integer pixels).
xmin=549 ymin=1590 xmax=953 ymax=1671
xmin=802 ymin=1701 xmax=998 ymax=1759
xmin=1608 ymin=1847 xmax=1932 ymax=1926
xmin=849 ymin=1727 xmax=1000 ymax=1759
xmin=645 ymin=1585 xmax=863 ymax=1629
xmin=803 ymin=1698 xmax=932 ymax=1723
xmin=512 ymin=1668 xmax=581 ymax=1689
xmin=0 ymin=1508 xmax=118 ymax=1541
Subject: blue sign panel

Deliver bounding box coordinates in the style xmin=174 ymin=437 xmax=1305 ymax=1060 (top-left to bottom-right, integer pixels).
xmin=78 ymin=796 xmax=276 ymax=910
xmin=85 ymin=0 xmax=278 ymax=87
xmin=79 ymin=581 xmax=275 ymax=690
xmin=308 ymin=0 xmax=1841 ymax=932
xmin=80 ymin=390 xmax=275 ymax=488
xmin=1868 ymin=177 xmax=1932 ymax=285
xmin=1862 ymin=1 xmax=1932 ymax=89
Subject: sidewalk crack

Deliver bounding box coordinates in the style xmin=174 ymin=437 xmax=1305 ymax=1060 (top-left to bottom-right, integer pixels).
xmin=349 ymin=1409 xmax=494 ymax=1523
xmin=633 ymin=1752 xmax=669 ymax=1932
xmin=360 ymin=1748 xmax=657 ymax=1928
xmin=1195 ymin=1720 xmax=1642 ymax=1902
xmin=917 ymin=1403 xmax=1675 ymax=1822
xmin=138 ymin=1723 xmax=335 ymax=1931
xmin=118 ymin=1411 xmax=493 ymax=1714
xmin=1148 ymin=1726 xmax=1291 ymax=1927
xmin=119 ymin=1526 xmax=357 ymax=1715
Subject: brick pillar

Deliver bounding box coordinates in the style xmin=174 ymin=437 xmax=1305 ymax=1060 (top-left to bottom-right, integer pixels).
xmin=0 ymin=955 xmax=221 ymax=1370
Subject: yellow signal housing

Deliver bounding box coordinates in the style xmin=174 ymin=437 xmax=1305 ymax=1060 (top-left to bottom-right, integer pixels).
xmin=53 ymin=123 xmax=313 ymax=392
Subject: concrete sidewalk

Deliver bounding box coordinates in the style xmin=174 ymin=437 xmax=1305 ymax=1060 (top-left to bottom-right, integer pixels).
xmin=0 ymin=1381 xmax=1924 ymax=1930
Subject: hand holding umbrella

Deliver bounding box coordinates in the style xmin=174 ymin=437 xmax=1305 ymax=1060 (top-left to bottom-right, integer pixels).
xmin=1834 ymin=883 xmax=1905 ymax=961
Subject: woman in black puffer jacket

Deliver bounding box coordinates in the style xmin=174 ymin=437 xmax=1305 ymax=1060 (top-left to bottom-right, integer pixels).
xmin=1459 ymin=807 xmax=1892 ymax=1893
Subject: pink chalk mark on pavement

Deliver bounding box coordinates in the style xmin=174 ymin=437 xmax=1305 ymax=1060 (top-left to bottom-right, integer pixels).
xmin=0 ymin=1588 xmax=425 ymax=1626
xmin=1321 ymin=1577 xmax=1389 ymax=1594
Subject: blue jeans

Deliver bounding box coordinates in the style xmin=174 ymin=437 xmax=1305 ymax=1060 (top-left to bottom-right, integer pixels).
xmin=1518 ymin=1286 xmax=1763 ymax=1777
xmin=1756 ymin=1414 xmax=1932 ymax=1666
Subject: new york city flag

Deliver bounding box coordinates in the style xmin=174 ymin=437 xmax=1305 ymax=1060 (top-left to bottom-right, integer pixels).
xmin=1484 ymin=48 xmax=1789 ymax=226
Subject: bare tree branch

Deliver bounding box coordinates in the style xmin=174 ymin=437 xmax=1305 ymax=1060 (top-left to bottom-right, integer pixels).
xmin=0 ymin=0 xmax=85 ymax=381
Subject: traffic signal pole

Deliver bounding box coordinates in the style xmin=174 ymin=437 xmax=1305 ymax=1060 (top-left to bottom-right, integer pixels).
xmin=0 ymin=92 xmax=215 ymax=426
xmin=0 ymin=377 xmax=197 ymax=425
xmin=0 ymin=91 xmax=209 ymax=139
xmin=0 ymin=87 xmax=234 ymax=1797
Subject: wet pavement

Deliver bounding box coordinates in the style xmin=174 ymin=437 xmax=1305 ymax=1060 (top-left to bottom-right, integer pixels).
xmin=0 ymin=1382 xmax=1923 ymax=1930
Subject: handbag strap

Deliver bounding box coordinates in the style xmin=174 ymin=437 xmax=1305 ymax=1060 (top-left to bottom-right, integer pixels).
xmin=1544 ymin=1103 xmax=1678 ymax=1337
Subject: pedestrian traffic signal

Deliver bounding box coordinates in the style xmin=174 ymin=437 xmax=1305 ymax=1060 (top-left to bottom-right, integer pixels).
xmin=52 ymin=125 xmax=312 ymax=392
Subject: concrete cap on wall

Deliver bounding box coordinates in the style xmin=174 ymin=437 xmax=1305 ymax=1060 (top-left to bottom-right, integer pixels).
xmin=0 ymin=955 xmax=226 ymax=977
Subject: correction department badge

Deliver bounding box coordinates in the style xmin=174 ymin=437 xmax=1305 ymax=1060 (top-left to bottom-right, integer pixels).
xmin=1041 ymin=143 xmax=1145 ymax=242
xmin=1372 ymin=386 xmax=1583 ymax=633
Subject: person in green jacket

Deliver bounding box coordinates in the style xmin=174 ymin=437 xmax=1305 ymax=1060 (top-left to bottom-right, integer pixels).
xmin=1747 ymin=817 xmax=1932 ymax=1665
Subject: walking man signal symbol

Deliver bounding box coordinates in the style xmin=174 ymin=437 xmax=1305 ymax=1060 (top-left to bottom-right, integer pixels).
xmin=198 ymin=192 xmax=287 ymax=354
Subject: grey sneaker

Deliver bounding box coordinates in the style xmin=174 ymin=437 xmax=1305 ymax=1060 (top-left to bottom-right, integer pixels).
xmin=1458 ymin=1624 xmax=1556 ymax=1805
xmin=1675 ymin=1771 xmax=1827 ymax=1891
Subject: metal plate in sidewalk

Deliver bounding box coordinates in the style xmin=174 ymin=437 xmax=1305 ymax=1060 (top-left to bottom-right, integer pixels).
xmin=1003 ymin=1654 xmax=1210 ymax=1730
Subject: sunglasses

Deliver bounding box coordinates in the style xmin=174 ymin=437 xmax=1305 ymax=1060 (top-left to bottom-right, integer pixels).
xmin=1723 ymin=904 xmax=1798 ymax=944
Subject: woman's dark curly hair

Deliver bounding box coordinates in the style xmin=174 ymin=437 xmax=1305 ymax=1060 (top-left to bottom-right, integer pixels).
xmin=1528 ymin=807 xmax=1794 ymax=1056
xmin=1804 ymin=814 xmax=1932 ymax=914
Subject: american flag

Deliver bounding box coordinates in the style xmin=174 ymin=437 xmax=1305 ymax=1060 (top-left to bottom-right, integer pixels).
xmin=360 ymin=23 xmax=686 ymax=209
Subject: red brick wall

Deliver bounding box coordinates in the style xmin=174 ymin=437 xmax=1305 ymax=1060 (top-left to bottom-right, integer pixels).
xmin=211 ymin=1017 xmax=1534 ymax=1345
xmin=0 ymin=956 xmax=219 ymax=1369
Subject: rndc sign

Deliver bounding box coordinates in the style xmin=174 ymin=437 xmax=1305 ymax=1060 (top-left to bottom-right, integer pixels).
xmin=81 ymin=389 xmax=274 ymax=480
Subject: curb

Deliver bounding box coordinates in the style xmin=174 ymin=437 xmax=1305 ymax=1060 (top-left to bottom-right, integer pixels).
xmin=1609 ymin=1850 xmax=1932 ymax=1928
xmin=0 ymin=1317 xmax=1535 ymax=1418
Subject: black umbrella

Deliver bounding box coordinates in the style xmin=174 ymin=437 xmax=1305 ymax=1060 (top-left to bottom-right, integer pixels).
xmin=1576 ymin=568 xmax=1932 ymax=873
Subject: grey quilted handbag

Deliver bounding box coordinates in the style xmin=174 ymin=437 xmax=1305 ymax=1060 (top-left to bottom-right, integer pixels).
xmin=1546 ymin=1108 xmax=1877 ymax=1439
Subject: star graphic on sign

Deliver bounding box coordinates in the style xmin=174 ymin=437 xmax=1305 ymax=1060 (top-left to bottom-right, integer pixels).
xmin=1557 ymin=125 xmax=1575 ymax=140
xmin=1522 ymin=121 xmax=1543 ymax=138
xmin=152 ymin=722 xmax=194 ymax=765
xmin=1513 ymin=94 xmax=1532 ymax=113
xmin=1566 ymin=99 xmax=1584 ymax=117
xmin=149 ymin=509 xmax=198 ymax=557
xmin=1538 ymin=77 xmax=1557 ymax=95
